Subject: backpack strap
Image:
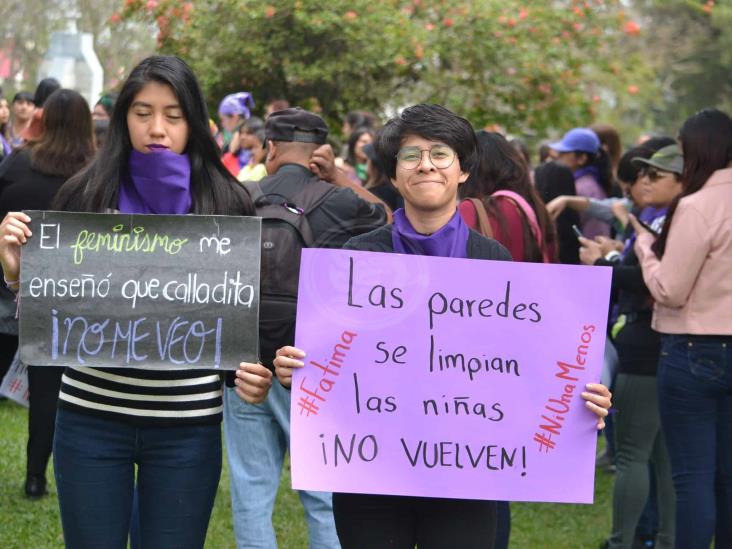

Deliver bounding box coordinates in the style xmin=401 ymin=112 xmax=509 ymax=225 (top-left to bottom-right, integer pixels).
xmin=242 ymin=180 xmax=265 ymax=204
xmin=243 ymin=178 xmax=337 ymax=248
xmin=465 ymin=198 xmax=494 ymax=239
xmin=291 ymin=177 xmax=338 ymax=216
xmin=491 ymin=190 xmax=550 ymax=263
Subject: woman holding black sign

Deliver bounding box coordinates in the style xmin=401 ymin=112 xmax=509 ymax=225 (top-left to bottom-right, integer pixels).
xmin=0 ymin=56 xmax=272 ymax=548
xmin=0 ymin=88 xmax=95 ymax=499
xmin=265 ymin=104 xmax=613 ymax=549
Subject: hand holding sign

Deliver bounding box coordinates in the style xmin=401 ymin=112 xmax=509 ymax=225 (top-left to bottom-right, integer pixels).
xmin=290 ymin=248 xmax=612 ymax=504
xmin=274 ymin=346 xmax=307 ymax=388
xmin=0 ymin=211 xmax=33 ymax=289
xmin=19 ymin=211 xmax=261 ymax=370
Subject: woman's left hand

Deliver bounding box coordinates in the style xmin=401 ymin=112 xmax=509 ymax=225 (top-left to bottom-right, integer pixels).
xmin=582 ymin=383 xmax=612 ymax=430
xmin=234 ymin=362 xmax=273 ymax=404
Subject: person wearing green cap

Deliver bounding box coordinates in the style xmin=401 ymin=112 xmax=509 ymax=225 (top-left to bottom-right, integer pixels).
xmin=581 ymin=144 xmax=684 ymax=549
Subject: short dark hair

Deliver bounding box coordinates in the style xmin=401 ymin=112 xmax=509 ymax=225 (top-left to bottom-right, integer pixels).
xmin=375 ymin=104 xmax=477 ymax=179
xmin=12 ymin=91 xmax=33 ymax=104
xmin=33 ymin=78 xmax=61 ymax=107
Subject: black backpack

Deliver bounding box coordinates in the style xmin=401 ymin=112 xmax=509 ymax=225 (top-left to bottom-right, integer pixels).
xmin=245 ymin=178 xmax=337 ymax=368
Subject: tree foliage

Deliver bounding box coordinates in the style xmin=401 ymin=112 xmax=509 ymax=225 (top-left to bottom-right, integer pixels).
xmin=625 ymin=0 xmax=732 ymax=135
xmin=120 ymin=0 xmax=648 ymax=136
xmin=0 ymin=0 xmax=155 ymax=97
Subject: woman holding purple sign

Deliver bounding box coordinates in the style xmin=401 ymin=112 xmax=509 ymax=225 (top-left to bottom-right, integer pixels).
xmin=0 ymin=56 xmax=272 ymax=548
xmin=264 ymin=104 xmax=612 ymax=548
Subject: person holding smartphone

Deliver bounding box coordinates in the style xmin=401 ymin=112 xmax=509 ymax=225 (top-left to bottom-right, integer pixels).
xmin=580 ymin=144 xmax=683 ymax=549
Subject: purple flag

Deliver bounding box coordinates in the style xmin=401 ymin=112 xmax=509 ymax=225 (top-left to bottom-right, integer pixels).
xmin=291 ymin=249 xmax=612 ymax=503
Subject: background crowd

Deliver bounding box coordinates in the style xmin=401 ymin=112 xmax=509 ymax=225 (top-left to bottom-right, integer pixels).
xmin=0 ymin=51 xmax=730 ymax=549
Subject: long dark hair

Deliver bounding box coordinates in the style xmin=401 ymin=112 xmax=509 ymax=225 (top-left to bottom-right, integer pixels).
xmin=461 ymin=131 xmax=557 ymax=262
xmin=29 ymin=89 xmax=95 ymax=178
xmin=652 ymin=108 xmax=732 ymax=257
xmin=346 ymin=127 xmax=375 ymax=168
xmin=55 ymin=55 xmax=253 ymax=216
xmin=580 ymin=147 xmax=614 ymax=196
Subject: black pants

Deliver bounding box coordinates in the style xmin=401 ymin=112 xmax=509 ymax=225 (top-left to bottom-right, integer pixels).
xmin=0 ymin=333 xmax=18 ymax=383
xmin=333 ymin=492 xmax=496 ymax=549
xmin=27 ymin=366 xmax=64 ymax=477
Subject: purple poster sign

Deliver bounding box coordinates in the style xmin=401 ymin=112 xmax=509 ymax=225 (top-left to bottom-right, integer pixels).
xmin=291 ymin=248 xmax=611 ymax=503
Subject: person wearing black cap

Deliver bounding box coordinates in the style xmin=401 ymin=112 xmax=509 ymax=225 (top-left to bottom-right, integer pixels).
xmin=225 ymin=107 xmax=388 ymax=549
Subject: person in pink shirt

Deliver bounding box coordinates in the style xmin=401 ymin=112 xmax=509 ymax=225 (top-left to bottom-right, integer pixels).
xmin=630 ymin=108 xmax=732 ymax=549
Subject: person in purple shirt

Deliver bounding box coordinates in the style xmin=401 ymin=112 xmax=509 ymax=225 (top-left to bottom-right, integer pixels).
xmin=257 ymin=104 xmax=613 ymax=549
xmin=550 ymin=127 xmax=615 ymax=240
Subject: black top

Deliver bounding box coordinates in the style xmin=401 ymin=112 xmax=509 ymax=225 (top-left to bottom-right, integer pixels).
xmin=259 ymin=164 xmax=387 ymax=247
xmin=595 ymin=225 xmax=659 ymax=376
xmin=0 ymin=149 xmax=66 ymax=216
xmin=369 ymin=180 xmax=404 ymax=212
xmin=344 ymin=223 xmax=512 ymax=262
xmin=0 ymin=149 xmax=67 ymax=333
xmin=534 ymin=161 xmax=580 ymax=265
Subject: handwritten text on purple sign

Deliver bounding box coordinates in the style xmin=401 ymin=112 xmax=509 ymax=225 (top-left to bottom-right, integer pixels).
xmin=291 ymin=249 xmax=611 ymax=503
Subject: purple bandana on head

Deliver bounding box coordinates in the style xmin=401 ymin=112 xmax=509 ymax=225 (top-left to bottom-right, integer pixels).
xmin=118 ymin=149 xmax=193 ymax=214
xmin=391 ymin=208 xmax=469 ymax=258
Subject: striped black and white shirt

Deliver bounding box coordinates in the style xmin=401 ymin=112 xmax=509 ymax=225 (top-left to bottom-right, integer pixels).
xmin=58 ymin=366 xmax=223 ymax=426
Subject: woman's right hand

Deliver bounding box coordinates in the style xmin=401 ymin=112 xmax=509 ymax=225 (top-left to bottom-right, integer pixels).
xmin=274 ymin=346 xmax=307 ymax=388
xmin=0 ymin=212 xmax=32 ymax=285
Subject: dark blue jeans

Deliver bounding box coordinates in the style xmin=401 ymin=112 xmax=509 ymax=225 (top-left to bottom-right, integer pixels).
xmin=53 ymin=408 xmax=222 ymax=549
xmin=657 ymin=334 xmax=732 ymax=549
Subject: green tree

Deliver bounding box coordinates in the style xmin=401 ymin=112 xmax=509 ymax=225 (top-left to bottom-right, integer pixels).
xmin=626 ymin=0 xmax=732 ymax=135
xmin=121 ymin=0 xmax=650 ymax=137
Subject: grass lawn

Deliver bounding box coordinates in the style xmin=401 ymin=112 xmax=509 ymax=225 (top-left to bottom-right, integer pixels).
xmin=0 ymin=399 xmax=612 ymax=548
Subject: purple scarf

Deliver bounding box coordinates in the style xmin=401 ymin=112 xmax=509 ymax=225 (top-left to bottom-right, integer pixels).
xmin=391 ymin=208 xmax=469 ymax=258
xmin=622 ymin=206 xmax=667 ymax=258
xmin=573 ymin=165 xmax=600 ymax=181
xmin=118 ymin=149 xmax=192 ymax=214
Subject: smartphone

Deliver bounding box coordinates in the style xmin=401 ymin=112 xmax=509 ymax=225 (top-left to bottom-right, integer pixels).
xmin=571 ymin=224 xmax=583 ymax=239
xmin=637 ymin=219 xmax=660 ymax=236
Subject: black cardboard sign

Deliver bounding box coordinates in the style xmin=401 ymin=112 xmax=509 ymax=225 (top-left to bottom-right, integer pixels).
xmin=19 ymin=211 xmax=261 ymax=370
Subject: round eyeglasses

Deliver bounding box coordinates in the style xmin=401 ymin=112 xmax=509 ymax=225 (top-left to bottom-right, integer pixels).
xmin=396 ymin=144 xmax=457 ymax=170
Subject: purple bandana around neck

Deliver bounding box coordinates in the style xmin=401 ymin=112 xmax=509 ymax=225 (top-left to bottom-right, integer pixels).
xmin=573 ymin=165 xmax=600 ymax=181
xmin=391 ymin=208 xmax=469 ymax=258
xmin=118 ymin=149 xmax=193 ymax=214
xmin=622 ymin=206 xmax=667 ymax=258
